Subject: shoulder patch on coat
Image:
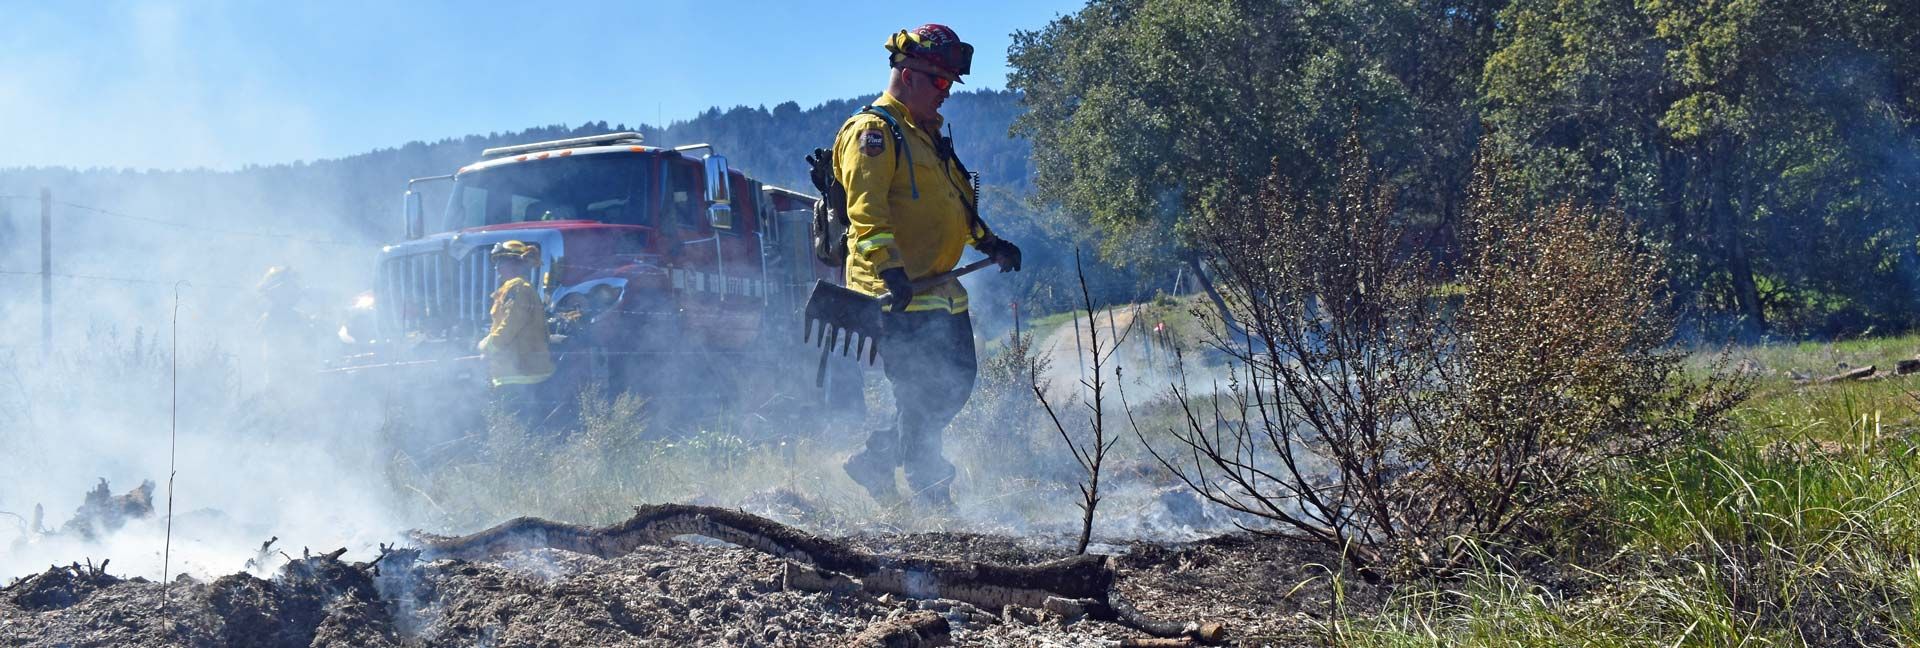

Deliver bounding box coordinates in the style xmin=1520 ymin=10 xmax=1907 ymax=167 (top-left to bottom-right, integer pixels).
xmin=859 ymin=129 xmax=887 ymax=157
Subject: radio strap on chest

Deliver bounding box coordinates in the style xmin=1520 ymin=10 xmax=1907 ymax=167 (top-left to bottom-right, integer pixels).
xmin=940 ymin=124 xmax=989 ymax=239
xmin=858 ymin=105 xmax=917 ymax=199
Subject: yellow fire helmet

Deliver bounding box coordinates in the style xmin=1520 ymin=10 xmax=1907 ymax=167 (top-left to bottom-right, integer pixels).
xmin=885 ymin=24 xmax=972 ymax=82
xmin=490 ymin=240 xmax=539 ymax=262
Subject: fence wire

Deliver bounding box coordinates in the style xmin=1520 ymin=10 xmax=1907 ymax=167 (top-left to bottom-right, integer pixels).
xmin=0 ymin=194 xmax=363 ymax=248
xmin=0 ymin=269 xmax=244 ymax=290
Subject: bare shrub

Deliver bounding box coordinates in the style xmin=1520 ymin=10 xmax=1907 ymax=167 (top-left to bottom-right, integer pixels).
xmin=1141 ymin=141 xmax=1746 ymax=581
xmin=1033 ymin=251 xmax=1128 ymax=554
xmin=951 ymin=319 xmax=1050 ymax=449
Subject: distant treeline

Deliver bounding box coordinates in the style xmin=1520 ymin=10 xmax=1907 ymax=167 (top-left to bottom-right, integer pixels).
xmin=0 ymin=90 xmax=1032 ymax=245
xmin=1011 ymin=0 xmax=1920 ymax=339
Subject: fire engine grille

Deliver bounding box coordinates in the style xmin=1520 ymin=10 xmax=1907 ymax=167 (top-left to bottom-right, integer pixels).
xmin=377 ymin=250 xmax=499 ymax=342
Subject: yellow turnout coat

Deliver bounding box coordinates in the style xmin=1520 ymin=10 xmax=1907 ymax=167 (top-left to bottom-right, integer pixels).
xmin=480 ymin=276 xmax=555 ymax=386
xmin=834 ymin=93 xmax=986 ymax=313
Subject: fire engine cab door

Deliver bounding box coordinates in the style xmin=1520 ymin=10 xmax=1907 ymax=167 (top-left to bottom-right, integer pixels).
xmin=662 ymin=157 xmax=760 ymax=349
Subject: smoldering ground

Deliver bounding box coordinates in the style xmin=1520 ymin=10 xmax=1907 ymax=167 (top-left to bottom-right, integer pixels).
xmin=0 ymin=178 xmax=400 ymax=581
xmin=0 ymin=19 xmax=1250 ymax=633
xmin=0 ymin=146 xmax=1296 ymax=648
xmin=0 ymin=164 xmax=1256 ymax=574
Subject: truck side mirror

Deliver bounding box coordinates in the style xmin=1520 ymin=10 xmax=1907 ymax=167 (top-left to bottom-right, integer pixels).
xmin=403 ymin=190 xmax=425 ymax=240
xmin=703 ymin=155 xmax=732 ymax=206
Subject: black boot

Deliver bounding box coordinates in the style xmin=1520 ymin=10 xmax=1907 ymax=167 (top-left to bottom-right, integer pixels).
xmin=843 ymin=449 xmax=903 ymax=508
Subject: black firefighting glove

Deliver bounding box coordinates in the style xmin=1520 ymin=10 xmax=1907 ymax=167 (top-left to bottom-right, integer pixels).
xmin=879 ymin=267 xmax=914 ymax=313
xmin=975 ymin=236 xmax=1023 ymax=272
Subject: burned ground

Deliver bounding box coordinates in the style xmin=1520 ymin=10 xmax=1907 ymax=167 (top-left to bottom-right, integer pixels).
xmin=0 ymin=529 xmax=1362 ymax=647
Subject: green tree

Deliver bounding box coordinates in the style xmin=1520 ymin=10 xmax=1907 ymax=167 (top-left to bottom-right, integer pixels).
xmin=1009 ymin=0 xmax=1503 ymax=282
xmin=1484 ymin=0 xmax=1920 ymax=337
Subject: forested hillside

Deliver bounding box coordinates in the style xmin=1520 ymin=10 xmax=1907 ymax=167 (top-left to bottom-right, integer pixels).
xmin=0 ymin=89 xmax=1031 ymax=245
xmin=0 ymin=89 xmax=1121 ymax=320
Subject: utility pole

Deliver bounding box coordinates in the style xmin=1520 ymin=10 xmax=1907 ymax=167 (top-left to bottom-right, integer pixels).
xmin=40 ymin=188 xmax=51 ymax=355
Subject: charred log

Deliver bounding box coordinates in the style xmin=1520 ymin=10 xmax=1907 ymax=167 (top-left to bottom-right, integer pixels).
xmin=1120 ymin=639 xmax=1198 ymax=648
xmin=784 ymin=560 xmax=860 ymax=595
xmin=1817 ymin=365 xmax=1875 ymax=384
xmin=414 ymin=504 xmax=1111 ymax=608
xmin=414 ymin=503 xmax=1225 ymax=643
xmin=1099 ymin=595 xmax=1228 ymax=644
xmin=57 ymin=479 xmax=154 ymax=540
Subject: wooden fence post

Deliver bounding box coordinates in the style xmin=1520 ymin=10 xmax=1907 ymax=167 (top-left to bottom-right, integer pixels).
xmin=40 ymin=187 xmax=51 ymax=355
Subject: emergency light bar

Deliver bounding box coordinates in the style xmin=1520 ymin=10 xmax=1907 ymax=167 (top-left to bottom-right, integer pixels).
xmin=482 ymin=132 xmax=646 ymax=159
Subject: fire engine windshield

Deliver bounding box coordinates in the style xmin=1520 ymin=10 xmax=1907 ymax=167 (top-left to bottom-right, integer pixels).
xmin=441 ymin=155 xmax=649 ymax=232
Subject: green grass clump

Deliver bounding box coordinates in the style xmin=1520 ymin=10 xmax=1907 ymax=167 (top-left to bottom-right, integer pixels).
xmin=1331 ymin=335 xmax=1920 ymax=646
xmin=1731 ymin=335 xmax=1920 ymax=383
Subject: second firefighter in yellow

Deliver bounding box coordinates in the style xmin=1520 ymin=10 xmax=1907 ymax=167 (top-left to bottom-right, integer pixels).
xmin=479 ymin=240 xmax=555 ymax=387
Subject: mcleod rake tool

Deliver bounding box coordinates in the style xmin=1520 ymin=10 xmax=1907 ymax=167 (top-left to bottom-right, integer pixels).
xmin=803 ymin=258 xmax=993 ymax=386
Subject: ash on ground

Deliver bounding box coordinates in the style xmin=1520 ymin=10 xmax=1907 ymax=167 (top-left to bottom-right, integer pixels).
xmin=1 ymin=529 xmax=1370 ymax=647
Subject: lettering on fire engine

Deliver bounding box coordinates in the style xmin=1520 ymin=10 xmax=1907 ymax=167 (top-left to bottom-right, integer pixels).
xmin=670 ymin=268 xmax=767 ymax=298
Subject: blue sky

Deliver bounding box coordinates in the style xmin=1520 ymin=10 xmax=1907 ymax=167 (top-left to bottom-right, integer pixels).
xmin=0 ymin=1 xmax=1080 ymax=170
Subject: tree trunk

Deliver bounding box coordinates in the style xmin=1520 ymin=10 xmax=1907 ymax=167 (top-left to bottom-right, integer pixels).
xmin=1724 ymin=227 xmax=1767 ymax=339
xmin=1714 ymin=140 xmax=1768 ymax=339
xmin=1186 ymin=254 xmax=1249 ymax=341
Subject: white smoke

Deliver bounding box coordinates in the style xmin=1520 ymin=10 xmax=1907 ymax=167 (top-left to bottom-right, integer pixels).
xmin=0 ymin=4 xmax=1252 ymax=589
xmin=0 ymin=3 xmax=392 ymax=578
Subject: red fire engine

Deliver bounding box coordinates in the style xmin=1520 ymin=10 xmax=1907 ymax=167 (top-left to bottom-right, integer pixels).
xmin=337 ymin=131 xmax=859 ymax=415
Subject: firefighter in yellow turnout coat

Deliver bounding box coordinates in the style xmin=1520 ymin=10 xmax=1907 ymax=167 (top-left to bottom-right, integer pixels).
xmin=837 ymin=90 xmax=981 ymax=313
xmin=837 ymin=24 xmax=1023 ymax=511
xmin=480 ymin=241 xmax=556 ymax=389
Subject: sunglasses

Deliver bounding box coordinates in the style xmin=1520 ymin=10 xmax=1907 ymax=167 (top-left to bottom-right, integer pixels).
xmin=919 ymin=69 xmax=953 ymax=93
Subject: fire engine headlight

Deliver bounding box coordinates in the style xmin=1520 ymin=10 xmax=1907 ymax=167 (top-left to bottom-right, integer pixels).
xmin=589 ymin=284 xmax=622 ymax=311
xmin=553 ymin=279 xmax=626 ymax=324
xmin=339 ymin=292 xmax=378 ymax=345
